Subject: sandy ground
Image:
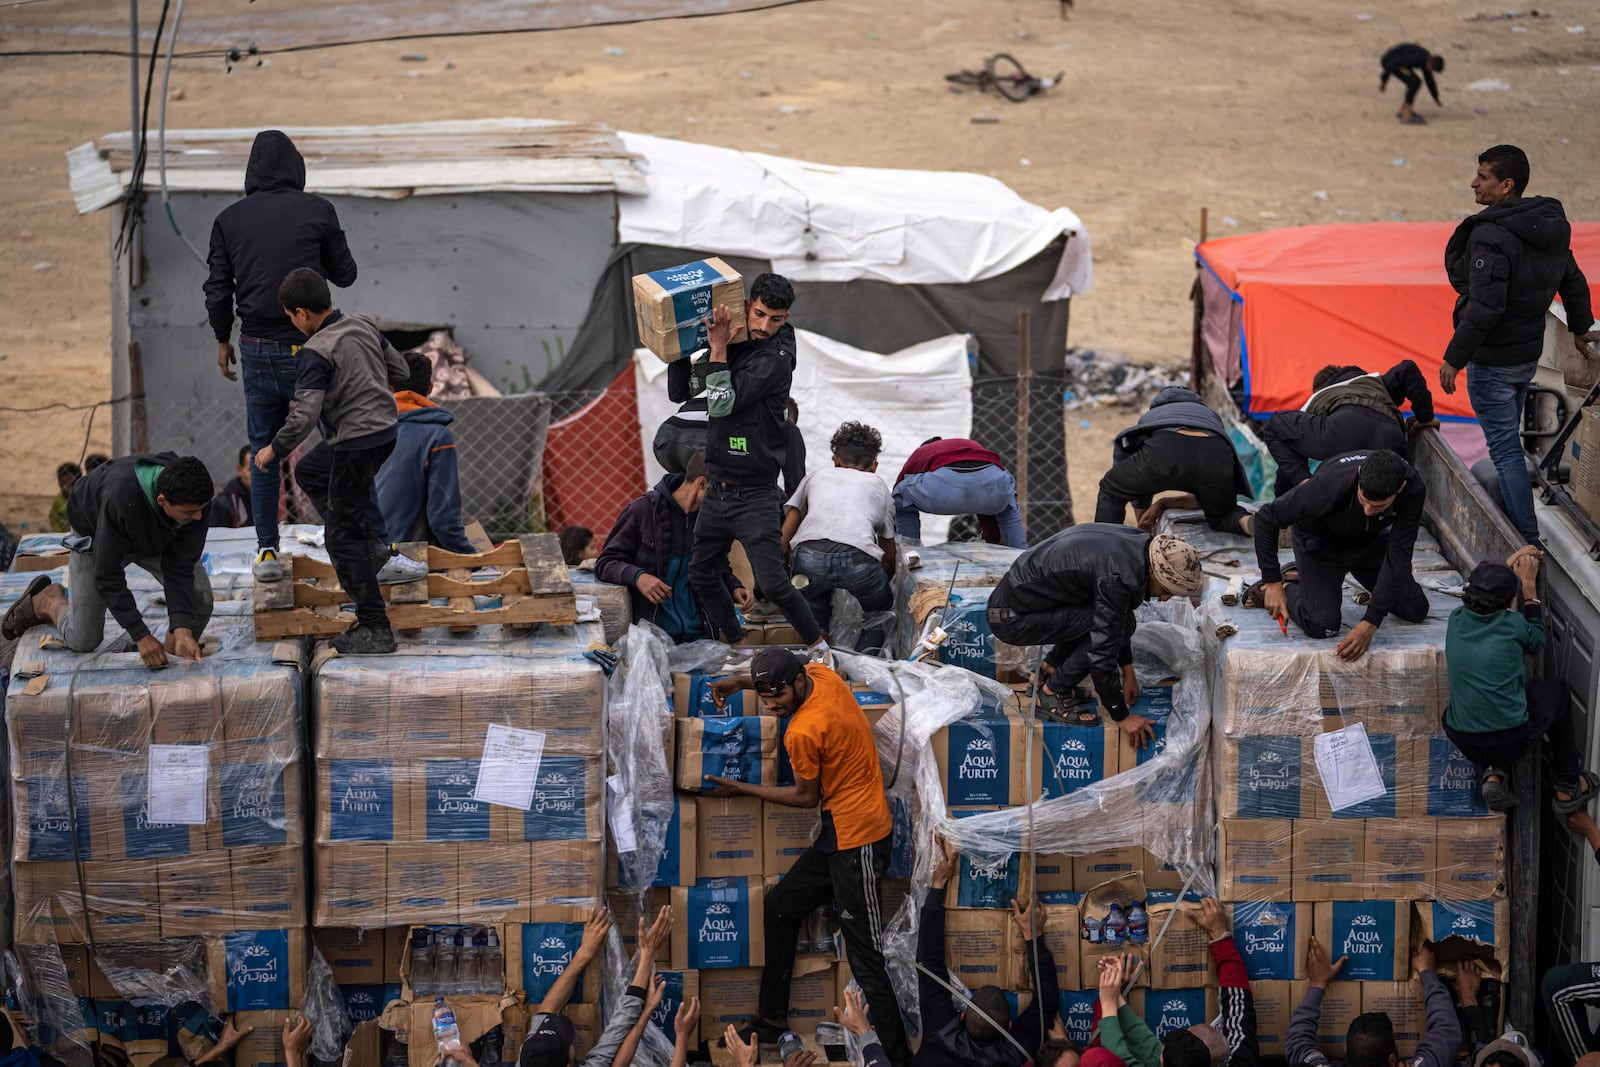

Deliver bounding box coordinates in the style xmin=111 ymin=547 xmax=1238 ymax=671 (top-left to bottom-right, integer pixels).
xmin=2 ymin=0 xmax=1597 ymax=529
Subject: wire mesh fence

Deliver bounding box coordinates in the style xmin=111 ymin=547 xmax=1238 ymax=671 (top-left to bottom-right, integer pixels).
xmin=107 ymin=373 xmax=1076 ymax=546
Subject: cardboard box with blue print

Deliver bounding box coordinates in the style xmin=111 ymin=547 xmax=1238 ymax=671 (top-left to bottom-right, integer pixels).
xmin=1216 ymin=818 xmax=1292 ymax=901
xmin=206 ymin=928 xmax=307 ymax=1012
xmin=672 ymin=672 xmax=747 ymax=717
xmin=609 ymin=794 xmax=697 ymax=888
xmin=671 ymin=878 xmax=768 ymax=970
xmin=318 ymin=758 xmax=410 ymax=844
xmin=633 ymin=258 xmax=746 ymax=362
xmin=313 ymin=843 xmax=387 ymax=928
xmin=1291 ymin=820 xmax=1365 ymax=902
xmin=952 ymin=847 xmax=1035 ymax=910
xmin=1038 ymin=722 xmax=1118 ymax=800
xmin=1128 ymin=987 xmax=1209 ymax=1040
xmin=1413 ymin=899 xmax=1509 ymax=979
xmin=497 ymin=754 xmax=605 ymax=844
xmin=932 ymin=715 xmax=1037 ymax=808
xmin=1366 ymin=819 xmax=1436 ymax=900
xmin=1116 ymin=679 xmax=1177 ymax=772
xmin=315 ymin=928 xmax=385 ymax=985
xmin=932 ymin=593 xmax=1027 ymax=682
xmin=1217 ymin=735 xmax=1312 ymax=820
xmin=1231 ymin=901 xmax=1310 ymax=982
xmin=675 ymin=716 xmax=780 ymax=794
xmin=504 ymin=908 xmax=604 ymax=1004
xmin=1430 ymin=817 xmax=1506 ymax=901
xmin=1313 ymin=900 xmax=1409 ymax=981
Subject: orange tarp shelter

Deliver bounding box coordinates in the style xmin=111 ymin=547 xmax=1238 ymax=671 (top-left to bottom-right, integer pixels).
xmin=1195 ymin=221 xmax=1600 ymax=421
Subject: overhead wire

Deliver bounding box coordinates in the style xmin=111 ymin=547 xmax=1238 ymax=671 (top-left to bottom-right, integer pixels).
xmin=157 ymin=0 xmax=206 ymax=264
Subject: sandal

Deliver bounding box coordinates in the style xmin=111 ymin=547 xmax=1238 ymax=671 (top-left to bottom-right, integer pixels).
xmin=1033 ymin=687 xmax=1100 ymax=726
xmin=1242 ymin=567 xmax=1299 ymax=609
xmin=1 ymin=575 xmax=51 ymax=640
xmin=1552 ymin=770 xmax=1599 ymax=815
xmin=1479 ymin=767 xmax=1516 ymax=812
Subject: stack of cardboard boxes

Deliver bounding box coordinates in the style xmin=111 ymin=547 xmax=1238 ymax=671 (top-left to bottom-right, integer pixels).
xmin=1211 ymin=584 xmax=1507 ymax=1059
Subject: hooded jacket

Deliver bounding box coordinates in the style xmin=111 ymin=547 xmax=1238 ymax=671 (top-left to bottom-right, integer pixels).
xmin=66 ymin=453 xmax=209 ymax=642
xmin=1443 ymin=195 xmax=1594 ymax=369
xmin=989 ymin=523 xmax=1149 ymax=717
xmin=204 ymin=131 xmax=359 ymax=345
xmin=271 ymin=311 xmax=409 ymax=455
xmin=594 ymin=474 xmax=742 ymax=641
xmin=1262 ymin=362 xmax=1434 ymax=487
xmin=374 ymin=392 xmax=475 ymax=554
xmin=1113 ymin=387 xmax=1253 ymax=501
xmin=702 ymin=323 xmax=798 ymax=486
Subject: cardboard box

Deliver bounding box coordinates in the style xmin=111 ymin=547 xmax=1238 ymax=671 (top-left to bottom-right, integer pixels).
xmin=1144 ymin=893 xmax=1213 ymax=989
xmin=1072 ymin=849 xmax=1141 ymax=890
xmin=1421 ymin=737 xmax=1491 ymax=818
xmin=1250 ymin=980 xmax=1295 ymax=1059
xmin=14 ymin=774 xmax=93 ymax=864
xmin=222 ymin=670 xmax=299 ymax=749
xmin=1218 ymin=735 xmax=1309 ymax=819
xmin=315 ymin=928 xmax=385 ymax=985
xmin=1299 ymin=980 xmax=1361 ymax=1060
xmin=382 ymin=995 xmax=507 ymax=1067
xmin=1570 ymin=406 xmax=1600 ymax=520
xmin=1291 ymin=819 xmax=1366 ymax=901
xmin=1304 ymin=732 xmax=1404 ymax=820
xmin=788 ymin=961 xmax=837 ymax=1033
xmin=411 ymin=758 xmax=492 ymax=843
xmin=673 ymin=672 xmax=747 ymax=717
xmin=954 ymin=851 xmax=1034 ymax=910
xmin=392 ymin=677 xmax=463 ymax=752
xmin=1057 ymin=990 xmax=1099 ymax=1046
xmin=148 ymin=675 xmax=222 ymax=744
xmin=935 ymin=593 xmax=1026 ymax=682
xmin=1413 ymin=899 xmax=1509 ymax=979
xmin=696 ymin=796 xmax=765 ymax=880
xmin=1117 ymin=680 xmax=1176 ymax=771
xmin=158 ymin=855 xmax=234 ymax=935
xmin=1220 ymin=651 xmax=1323 ymax=737
xmin=232 ymin=846 xmax=306 ymax=926
xmin=340 ymin=984 xmax=403 ymax=1025
xmin=611 ymin=794 xmax=697 ymax=889
xmin=460 ymin=844 xmax=534 ymax=922
xmin=518 ymin=754 xmax=605 ymax=843
xmin=233 ymin=1010 xmax=294 ymax=1067
xmin=633 ymin=258 xmax=746 ymax=362
xmin=672 ymin=879 xmax=767 ymax=970
xmin=1367 ymin=819 xmax=1437 ymax=900
xmin=1141 ymin=845 xmax=1188 ymax=892
xmin=101 ymin=764 xmax=211 ymax=860
xmin=1141 ymin=987 xmax=1209 ymax=1039
xmin=319 ymin=759 xmax=409 ymax=843
xmin=698 ymin=967 xmax=763 ymax=1043
xmin=386 ymin=844 xmax=459 ymax=924
xmin=1033 ymin=854 xmax=1075 ymax=895
xmin=1038 ymin=722 xmax=1117 ymax=799
xmin=84 ymin=860 xmax=162 ymax=942
xmin=1217 ymin=819 xmax=1293 ymax=901
xmin=675 ymin=717 xmax=780 ymax=794
xmin=1313 ymin=900 xmax=1409 ymax=981
xmin=932 ymin=716 xmax=1036 ymax=807
xmin=763 ymin=803 xmax=818 ymax=877
xmin=1037 ymin=901 xmax=1082 ymax=994
xmin=608 ymin=888 xmax=673 ymax=965
xmin=207 ymin=928 xmax=308 ymax=1012
xmin=507 ymin=907 xmax=601 ymax=1003
xmin=217 ymin=749 xmax=298 ymax=850
xmin=1230 ymin=901 xmax=1309 ymax=982
xmin=12 ymin=861 xmax=86 ymax=944
xmin=1361 ymin=982 xmax=1426 ymax=1058
xmin=1080 ymin=942 xmax=1148 ymax=991
xmin=529 ymin=840 xmax=603 ymax=906
xmin=649 ymin=970 xmax=700 ymax=1044
xmin=313 ymin=843 xmax=386 ymax=927
xmin=1431 ymin=817 xmax=1506 ymax=900
xmin=945 ymin=908 xmax=1023 ymax=991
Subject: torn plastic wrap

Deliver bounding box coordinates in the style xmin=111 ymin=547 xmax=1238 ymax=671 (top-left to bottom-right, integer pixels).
xmin=896 ymin=541 xmax=1026 ymax=674
xmin=826 ymin=588 xmax=898 ymax=658
xmin=303 ymin=947 xmax=351 ymax=1061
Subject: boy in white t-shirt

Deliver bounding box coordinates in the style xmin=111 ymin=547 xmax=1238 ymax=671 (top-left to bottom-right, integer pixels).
xmin=780 ymin=421 xmax=897 ymax=652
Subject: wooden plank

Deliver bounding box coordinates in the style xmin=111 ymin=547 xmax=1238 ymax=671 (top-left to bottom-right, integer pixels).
xmin=292 ymin=556 xmax=338 ymax=581
xmin=519 ymin=533 xmax=573 ymax=597
xmin=384 ymin=595 xmax=576 ymax=630
xmin=427 ymin=542 xmax=523 ymax=569
xmin=254 ymin=608 xmax=355 ymax=640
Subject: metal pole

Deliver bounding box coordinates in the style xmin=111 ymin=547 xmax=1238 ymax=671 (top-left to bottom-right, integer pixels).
xmin=128 ymin=0 xmax=141 ymax=151
xmin=1015 ymin=310 xmax=1031 ymax=540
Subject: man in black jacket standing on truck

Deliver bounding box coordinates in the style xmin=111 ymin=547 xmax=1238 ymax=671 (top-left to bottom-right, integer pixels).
xmin=688 ymin=274 xmax=826 ymax=655
xmin=1248 ymin=449 xmax=1429 ymax=662
xmin=986 ymin=525 xmax=1203 ymax=744
xmin=1262 ymin=361 xmax=1437 ymax=495
xmin=204 ymin=130 xmax=359 ymax=581
xmin=1439 ymin=144 xmax=1599 ymax=546
xmin=2 ymin=453 xmax=213 ymax=668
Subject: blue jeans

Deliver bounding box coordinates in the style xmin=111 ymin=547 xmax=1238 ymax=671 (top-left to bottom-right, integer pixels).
xmin=1467 ymin=360 xmax=1539 ymax=544
xmin=790 ymin=541 xmax=893 ymax=652
xmin=893 ymin=464 xmax=1026 ymax=547
xmin=240 ymin=338 xmax=301 ymax=552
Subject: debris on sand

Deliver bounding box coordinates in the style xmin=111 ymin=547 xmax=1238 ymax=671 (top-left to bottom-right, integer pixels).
xmin=1061 ymin=348 xmax=1190 ymax=410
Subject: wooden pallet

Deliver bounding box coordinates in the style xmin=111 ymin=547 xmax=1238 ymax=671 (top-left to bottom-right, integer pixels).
xmin=252 ymin=533 xmax=576 ymax=640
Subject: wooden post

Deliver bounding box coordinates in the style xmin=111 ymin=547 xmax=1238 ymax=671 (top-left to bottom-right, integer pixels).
xmin=127 ymin=340 xmax=150 ymax=452
xmin=1015 ymin=310 xmax=1031 ymax=540
xmin=1190 ymin=207 xmax=1211 ymax=390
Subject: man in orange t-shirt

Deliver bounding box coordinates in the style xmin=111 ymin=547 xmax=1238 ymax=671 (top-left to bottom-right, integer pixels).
xmin=708 ymin=647 xmax=909 ymax=1067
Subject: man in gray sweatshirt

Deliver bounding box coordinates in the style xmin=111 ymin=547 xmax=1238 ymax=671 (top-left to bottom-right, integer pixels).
xmin=1284 ymin=938 xmax=1459 ymax=1067
xmin=253 ymin=267 xmax=411 ymax=654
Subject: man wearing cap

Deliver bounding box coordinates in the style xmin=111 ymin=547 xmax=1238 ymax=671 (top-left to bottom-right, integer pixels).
xmin=706 ymin=648 xmax=910 ymax=1067
xmin=1443 ymin=545 xmax=1597 ymax=813
xmin=1246 ymin=449 xmax=1428 ymax=662
xmin=985 ymin=525 xmax=1204 ymax=745
xmin=517 ymin=905 xmax=671 ymax=1067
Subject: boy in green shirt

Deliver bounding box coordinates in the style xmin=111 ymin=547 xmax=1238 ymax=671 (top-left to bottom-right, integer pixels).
xmin=1443 ymin=545 xmax=1596 ymax=812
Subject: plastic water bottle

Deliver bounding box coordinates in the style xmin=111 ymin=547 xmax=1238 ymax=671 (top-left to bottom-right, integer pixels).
xmin=1104 ymin=903 xmax=1127 ymax=944
xmin=1128 ymin=901 xmax=1149 ymax=945
xmin=1082 ymin=915 xmax=1103 ymax=944
xmin=778 ymin=1032 xmax=805 ymax=1063
xmin=480 ymin=927 xmax=502 ymax=993
xmin=456 ymin=929 xmax=479 ymax=994
xmin=432 ymin=996 xmax=462 ymax=1056
xmin=411 ymin=931 xmax=437 ymax=995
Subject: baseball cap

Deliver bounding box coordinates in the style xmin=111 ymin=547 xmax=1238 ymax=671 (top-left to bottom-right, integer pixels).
xmin=1466 ymin=560 xmax=1518 ymax=601
xmin=751 ymin=646 xmax=804 ymax=695
xmin=1474 ymin=1032 xmax=1540 ymax=1067
xmin=519 ymin=1013 xmax=576 ymax=1067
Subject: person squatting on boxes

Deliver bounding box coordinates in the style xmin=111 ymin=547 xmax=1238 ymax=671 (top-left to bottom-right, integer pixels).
xmin=1285 ymin=938 xmax=1459 ymax=1067
xmin=893 ymin=436 xmax=1026 ymax=548
xmin=1260 ymin=362 xmax=1437 ymax=497
xmin=2 ymin=452 xmax=213 ymax=668
xmin=782 ymin=421 xmax=897 ymax=654
xmin=1442 ymin=547 xmax=1599 ymax=814
xmin=1096 ymin=386 xmax=1255 ymax=537
xmin=597 ymin=449 xmax=752 ymax=643
xmin=1245 ymin=449 xmax=1428 ymax=663
xmin=704 ymin=648 xmax=912 ymax=1067
xmin=917 ymin=841 xmax=1059 ymax=1067
xmin=254 ymin=267 xmax=414 ymax=655
xmin=985 ymin=525 xmax=1203 ymax=744
xmin=685 ymin=274 xmax=828 ymax=654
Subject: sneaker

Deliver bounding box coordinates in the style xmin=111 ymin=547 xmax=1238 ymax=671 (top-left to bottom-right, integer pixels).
xmin=252 ymin=548 xmax=286 ymax=582
xmin=375 ymin=550 xmax=428 ymax=585
xmin=332 ymin=622 xmax=397 ymax=655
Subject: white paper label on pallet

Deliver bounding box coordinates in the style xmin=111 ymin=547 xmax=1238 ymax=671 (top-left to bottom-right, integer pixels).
xmin=606 ymin=774 xmax=638 ymax=853
xmin=147 ymin=744 xmax=211 ymax=825
xmin=473 ymin=724 xmax=545 ymax=810
xmin=1313 ymin=723 xmax=1388 ymax=812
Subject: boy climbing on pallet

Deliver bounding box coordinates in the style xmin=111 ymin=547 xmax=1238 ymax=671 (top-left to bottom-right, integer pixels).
xmin=253 ymin=267 xmax=413 ymax=655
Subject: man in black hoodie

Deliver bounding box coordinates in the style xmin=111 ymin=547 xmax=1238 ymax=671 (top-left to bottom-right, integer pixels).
xmin=596 ymin=450 xmax=750 ymax=641
xmin=1096 ymin=386 xmax=1254 ymax=536
xmin=204 ymin=130 xmax=359 ymax=580
xmin=2 ymin=454 xmax=213 ymax=669
xmin=1439 ymin=144 xmax=1599 ymax=545
xmin=1262 ymin=361 xmax=1437 ymax=495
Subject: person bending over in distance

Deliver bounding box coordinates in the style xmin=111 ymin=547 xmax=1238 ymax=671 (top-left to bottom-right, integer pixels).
xmin=1379 ymin=43 xmax=1444 ymax=124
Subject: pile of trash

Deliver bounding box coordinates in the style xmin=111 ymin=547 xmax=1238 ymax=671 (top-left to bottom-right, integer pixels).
xmin=1061 ymin=347 xmax=1190 ymax=410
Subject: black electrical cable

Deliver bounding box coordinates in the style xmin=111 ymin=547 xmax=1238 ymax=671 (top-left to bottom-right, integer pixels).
xmin=114 ymin=0 xmax=172 ymax=257
xmin=0 ymin=0 xmax=824 ymax=60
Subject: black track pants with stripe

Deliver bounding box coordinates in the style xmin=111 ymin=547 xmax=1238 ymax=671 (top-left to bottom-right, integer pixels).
xmin=758 ymin=833 xmax=910 ymax=1067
